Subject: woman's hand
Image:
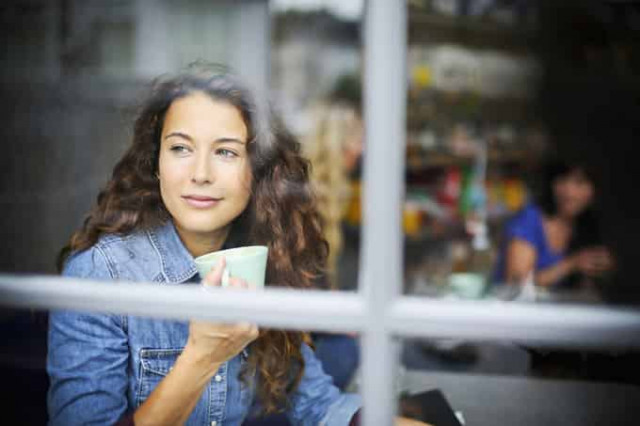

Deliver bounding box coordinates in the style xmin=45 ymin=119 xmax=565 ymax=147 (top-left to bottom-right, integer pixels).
xmin=134 ymin=259 xmax=258 ymax=426
xmin=570 ymin=246 xmax=615 ymax=277
xmin=184 ymin=258 xmax=259 ymax=367
xmin=395 ymin=416 xmax=432 ymax=426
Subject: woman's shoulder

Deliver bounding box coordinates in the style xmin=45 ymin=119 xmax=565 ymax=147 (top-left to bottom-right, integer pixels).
xmin=508 ymin=203 xmax=543 ymax=227
xmin=504 ymin=203 xmax=545 ymax=244
xmin=62 ymin=243 xmax=115 ymax=280
xmin=63 ymin=229 xmax=161 ymax=281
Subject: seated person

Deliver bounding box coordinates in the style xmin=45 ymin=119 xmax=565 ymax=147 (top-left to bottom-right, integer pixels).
xmin=47 ymin=66 xmax=426 ymax=426
xmin=495 ymin=159 xmax=615 ymax=288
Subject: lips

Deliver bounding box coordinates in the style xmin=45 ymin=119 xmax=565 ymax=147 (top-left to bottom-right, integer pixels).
xmin=182 ymin=195 xmax=221 ymax=209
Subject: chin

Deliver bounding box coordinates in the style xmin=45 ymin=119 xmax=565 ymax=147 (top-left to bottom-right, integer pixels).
xmin=193 ymin=222 xmax=230 ymax=235
xmin=560 ymin=207 xmax=582 ymax=219
xmin=173 ymin=214 xmax=228 ymax=235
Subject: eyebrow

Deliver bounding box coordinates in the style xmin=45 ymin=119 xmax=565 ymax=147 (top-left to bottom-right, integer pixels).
xmin=164 ymin=131 xmax=192 ymax=142
xmin=215 ymin=137 xmax=246 ymax=145
xmin=164 ymin=132 xmax=246 ymax=145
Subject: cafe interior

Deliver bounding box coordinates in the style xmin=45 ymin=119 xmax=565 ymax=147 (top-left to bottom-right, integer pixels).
xmin=1 ymin=0 xmax=639 ymax=425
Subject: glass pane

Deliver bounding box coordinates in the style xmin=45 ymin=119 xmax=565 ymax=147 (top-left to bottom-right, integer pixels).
xmin=1 ymin=303 xmax=364 ymax=425
xmin=403 ymin=1 xmax=640 ymax=307
xmin=1 ymin=0 xmax=365 ymax=424
xmin=397 ymin=4 xmax=640 ymax=419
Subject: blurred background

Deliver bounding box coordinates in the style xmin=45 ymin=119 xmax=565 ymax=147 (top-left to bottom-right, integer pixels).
xmin=1 ymin=0 xmax=639 ymax=424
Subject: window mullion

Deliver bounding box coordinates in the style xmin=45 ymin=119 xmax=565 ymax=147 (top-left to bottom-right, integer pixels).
xmin=360 ymin=0 xmax=408 ymax=424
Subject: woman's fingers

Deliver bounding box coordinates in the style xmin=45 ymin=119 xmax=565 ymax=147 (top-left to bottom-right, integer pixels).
xmin=204 ymin=258 xmax=226 ymax=287
xmin=228 ymin=276 xmax=249 ymax=289
xmin=191 ymin=272 xmax=259 ymax=362
xmin=588 ymin=252 xmax=614 ymax=271
xmin=204 ymin=266 xmax=253 ymax=291
xmin=582 ymin=256 xmax=612 ymax=276
xmin=584 ymin=247 xmax=614 ymax=270
xmin=204 ymin=266 xmax=254 ymax=291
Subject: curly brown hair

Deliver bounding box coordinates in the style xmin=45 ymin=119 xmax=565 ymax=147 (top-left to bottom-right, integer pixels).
xmin=57 ymin=66 xmax=328 ymax=413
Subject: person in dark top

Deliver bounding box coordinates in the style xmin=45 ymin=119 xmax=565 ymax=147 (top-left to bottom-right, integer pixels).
xmin=496 ymin=160 xmax=615 ymax=288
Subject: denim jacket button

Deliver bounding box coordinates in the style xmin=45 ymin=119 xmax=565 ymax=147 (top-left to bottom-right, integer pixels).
xmin=214 ymin=374 xmax=222 ymax=382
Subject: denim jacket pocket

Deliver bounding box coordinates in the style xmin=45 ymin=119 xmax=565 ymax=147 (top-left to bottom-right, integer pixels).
xmin=136 ymin=348 xmax=183 ymax=406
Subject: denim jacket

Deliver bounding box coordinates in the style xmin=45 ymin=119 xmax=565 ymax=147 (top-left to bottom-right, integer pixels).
xmin=47 ymin=221 xmax=361 ymax=425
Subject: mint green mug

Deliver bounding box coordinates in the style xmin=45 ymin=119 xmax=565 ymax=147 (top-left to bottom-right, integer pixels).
xmin=194 ymin=246 xmax=268 ymax=289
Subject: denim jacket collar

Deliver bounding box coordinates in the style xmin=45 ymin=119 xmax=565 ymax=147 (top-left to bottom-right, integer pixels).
xmin=145 ymin=221 xmax=245 ymax=284
xmin=146 ymin=221 xmax=198 ymax=284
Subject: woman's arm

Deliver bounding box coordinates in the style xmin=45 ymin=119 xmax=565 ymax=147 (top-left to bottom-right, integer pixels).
xmin=396 ymin=417 xmax=432 ymax=426
xmin=50 ymin=250 xmax=257 ymax=425
xmin=134 ymin=259 xmax=259 ymax=425
xmin=535 ymin=257 xmax=577 ymax=287
xmin=504 ymin=238 xmax=538 ymax=284
xmin=48 ymin=310 xmax=130 ymax=426
xmin=133 ymin=320 xmax=257 ymax=425
xmin=506 ymin=239 xmax=615 ymax=287
xmin=132 ymin=337 xmax=221 ymax=425
xmin=505 ymin=238 xmax=575 ymax=287
xmin=349 ymin=412 xmax=430 ymax=426
xmin=48 ymin=249 xmax=130 ymax=426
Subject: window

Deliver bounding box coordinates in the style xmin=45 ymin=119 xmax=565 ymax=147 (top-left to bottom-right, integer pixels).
xmin=1 ymin=1 xmax=639 ymax=425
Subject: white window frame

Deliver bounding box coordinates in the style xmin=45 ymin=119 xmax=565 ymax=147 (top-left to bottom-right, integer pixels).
xmin=1 ymin=2 xmax=640 ymax=425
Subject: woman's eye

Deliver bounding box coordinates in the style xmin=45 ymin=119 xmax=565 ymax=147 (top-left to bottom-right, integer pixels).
xmin=216 ymin=148 xmax=238 ymax=158
xmin=169 ymin=145 xmax=190 ymax=154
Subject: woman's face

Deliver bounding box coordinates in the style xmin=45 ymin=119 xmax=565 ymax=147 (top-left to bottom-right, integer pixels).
xmin=158 ymin=91 xmax=252 ymax=245
xmin=553 ymin=170 xmax=594 ymax=219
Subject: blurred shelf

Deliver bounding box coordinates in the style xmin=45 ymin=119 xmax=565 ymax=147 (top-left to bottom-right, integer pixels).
xmin=405 ymin=223 xmax=467 ymax=245
xmin=406 ymin=149 xmax=541 ymax=170
xmin=407 ymin=95 xmax=535 ymax=129
xmin=408 ymin=10 xmax=536 ymax=53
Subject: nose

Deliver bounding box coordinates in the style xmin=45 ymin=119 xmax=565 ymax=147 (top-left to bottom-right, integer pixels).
xmin=191 ymin=152 xmax=214 ymax=185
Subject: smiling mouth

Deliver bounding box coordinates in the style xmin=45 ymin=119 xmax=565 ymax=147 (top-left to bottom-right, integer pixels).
xmin=182 ymin=195 xmax=222 ymax=209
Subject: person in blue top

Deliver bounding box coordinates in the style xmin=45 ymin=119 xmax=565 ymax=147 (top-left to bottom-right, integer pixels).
xmin=496 ymin=160 xmax=615 ymax=288
xmin=47 ymin=65 xmax=427 ymax=426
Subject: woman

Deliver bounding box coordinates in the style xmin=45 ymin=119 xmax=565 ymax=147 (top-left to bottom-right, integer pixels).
xmin=303 ymin=102 xmax=362 ymax=290
xmin=302 ymin=100 xmax=363 ymax=395
xmin=497 ymin=160 xmax=614 ymax=288
xmin=47 ymin=67 xmax=426 ymax=425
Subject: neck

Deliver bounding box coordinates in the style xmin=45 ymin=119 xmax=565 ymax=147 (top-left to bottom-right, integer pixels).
xmin=174 ymin=223 xmax=230 ymax=258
